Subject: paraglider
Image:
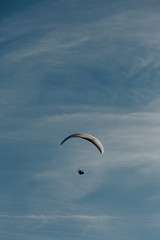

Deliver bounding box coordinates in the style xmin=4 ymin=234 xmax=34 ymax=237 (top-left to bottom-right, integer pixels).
xmin=60 ymin=133 xmax=104 ymax=175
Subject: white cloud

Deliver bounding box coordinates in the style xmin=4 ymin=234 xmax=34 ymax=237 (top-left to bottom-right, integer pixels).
xmin=2 ymin=2 xmax=160 ymax=67
xmin=2 ymin=2 xmax=160 ymax=240
xmin=0 ymin=214 xmax=118 ymax=221
xmin=1 ymin=0 xmax=160 ymax=119
xmin=18 ymin=109 xmax=159 ymax=216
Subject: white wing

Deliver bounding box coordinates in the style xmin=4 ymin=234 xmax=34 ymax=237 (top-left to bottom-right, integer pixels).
xmin=60 ymin=133 xmax=104 ymax=154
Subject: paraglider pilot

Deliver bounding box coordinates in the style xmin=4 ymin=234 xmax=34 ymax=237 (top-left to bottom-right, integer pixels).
xmin=78 ymin=169 xmax=84 ymax=175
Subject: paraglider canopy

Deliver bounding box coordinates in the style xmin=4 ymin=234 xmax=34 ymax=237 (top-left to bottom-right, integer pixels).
xmin=60 ymin=133 xmax=104 ymax=154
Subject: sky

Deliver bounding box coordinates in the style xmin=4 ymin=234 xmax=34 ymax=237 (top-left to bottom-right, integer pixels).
xmin=1 ymin=0 xmax=160 ymax=239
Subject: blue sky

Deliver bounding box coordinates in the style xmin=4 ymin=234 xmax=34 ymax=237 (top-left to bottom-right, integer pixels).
xmin=1 ymin=0 xmax=160 ymax=239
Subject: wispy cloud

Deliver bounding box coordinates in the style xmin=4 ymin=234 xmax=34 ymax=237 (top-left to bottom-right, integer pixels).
xmin=1 ymin=2 xmax=160 ymax=239
xmin=1 ymin=0 xmax=160 ymax=120
xmin=0 ymin=214 xmax=118 ymax=221
xmin=2 ymin=2 xmax=160 ymax=66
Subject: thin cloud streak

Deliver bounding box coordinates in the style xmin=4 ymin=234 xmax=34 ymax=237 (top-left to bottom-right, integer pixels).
xmin=1 ymin=213 xmax=158 ymax=224
xmin=0 ymin=214 xmax=119 ymax=221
